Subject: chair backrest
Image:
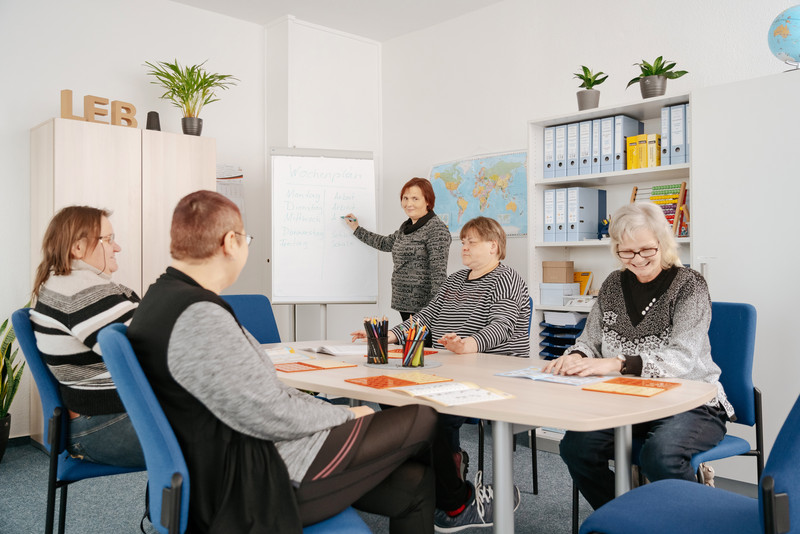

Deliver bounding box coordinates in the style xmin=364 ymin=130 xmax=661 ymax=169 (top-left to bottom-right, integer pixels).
xmin=11 ymin=308 xmax=65 ymax=451
xmin=221 ymin=294 xmax=281 ymax=344
xmin=527 ymin=295 xmax=533 ymax=335
xmin=708 ymin=302 xmax=757 ymax=426
xmin=759 ymin=393 xmax=800 ymax=534
xmin=97 ymin=324 xmax=189 ymax=534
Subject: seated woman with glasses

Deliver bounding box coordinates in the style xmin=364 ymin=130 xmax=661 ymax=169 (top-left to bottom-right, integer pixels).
xmin=543 ymin=202 xmax=733 ymax=510
xmin=30 ymin=206 xmax=144 ymax=467
xmin=128 ymin=190 xmax=437 ymax=533
xmin=352 ymin=216 xmax=530 ymax=531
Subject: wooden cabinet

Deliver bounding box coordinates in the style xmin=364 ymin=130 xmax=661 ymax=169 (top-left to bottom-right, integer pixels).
xmin=28 ymin=118 xmax=215 ymax=441
xmin=30 ymin=118 xmax=216 ymax=295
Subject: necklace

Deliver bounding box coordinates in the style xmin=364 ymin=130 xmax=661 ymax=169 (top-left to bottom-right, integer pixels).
xmin=642 ymin=297 xmax=656 ymax=316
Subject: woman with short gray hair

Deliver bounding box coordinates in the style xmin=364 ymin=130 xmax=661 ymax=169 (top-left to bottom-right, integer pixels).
xmin=544 ymin=202 xmax=733 ymax=510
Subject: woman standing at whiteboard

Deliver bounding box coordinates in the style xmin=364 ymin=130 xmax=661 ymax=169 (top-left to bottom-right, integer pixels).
xmin=344 ymin=177 xmax=451 ymax=335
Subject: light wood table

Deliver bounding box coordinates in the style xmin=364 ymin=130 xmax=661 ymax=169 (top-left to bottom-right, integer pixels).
xmin=269 ymin=342 xmax=717 ymax=534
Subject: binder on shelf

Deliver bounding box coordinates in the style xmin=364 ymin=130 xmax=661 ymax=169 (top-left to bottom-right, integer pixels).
xmin=647 ymin=134 xmax=661 ymax=168
xmin=684 ymin=103 xmax=691 ymax=163
xmin=626 ymin=134 xmax=640 ymax=170
xmin=555 ymin=124 xmax=567 ymax=177
xmin=579 ymin=120 xmax=592 ymax=175
xmin=566 ymin=187 xmax=607 ymax=242
xmin=591 ymin=118 xmax=601 ymax=174
xmin=637 ymin=135 xmax=649 ymax=169
xmin=613 ymin=115 xmax=644 ymax=172
xmin=555 ymin=188 xmax=567 ymax=242
xmin=566 ymin=122 xmax=579 ymax=176
xmin=543 ymin=188 xmax=556 ymax=242
xmin=543 ymin=126 xmax=555 ymax=178
xmin=600 ymin=117 xmax=615 ymax=173
xmin=670 ymin=104 xmax=687 ymax=164
xmin=660 ymin=106 xmax=671 ymax=166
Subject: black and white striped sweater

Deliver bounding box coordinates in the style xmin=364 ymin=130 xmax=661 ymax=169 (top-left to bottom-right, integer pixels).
xmin=31 ymin=260 xmax=139 ymax=415
xmin=392 ymin=264 xmax=531 ymax=357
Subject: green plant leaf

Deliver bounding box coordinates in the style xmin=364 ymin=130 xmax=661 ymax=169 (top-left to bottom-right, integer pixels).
xmin=665 ymin=70 xmax=688 ymax=79
xmin=144 ymin=59 xmax=239 ymax=118
xmin=628 ymin=56 xmax=688 ymax=88
xmin=0 ymin=313 xmax=25 ymax=419
xmin=573 ymin=65 xmax=608 ymax=89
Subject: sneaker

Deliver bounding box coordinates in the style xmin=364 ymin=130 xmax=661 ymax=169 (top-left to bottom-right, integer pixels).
xmin=453 ymin=449 xmax=470 ymax=481
xmin=434 ymin=471 xmax=520 ymax=533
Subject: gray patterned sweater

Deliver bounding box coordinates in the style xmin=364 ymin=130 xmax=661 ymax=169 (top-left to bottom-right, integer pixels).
xmin=353 ymin=212 xmax=451 ymax=313
xmin=569 ymin=267 xmax=734 ymax=418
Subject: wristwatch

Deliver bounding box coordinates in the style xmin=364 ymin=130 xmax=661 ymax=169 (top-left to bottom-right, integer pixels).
xmin=616 ymin=354 xmax=627 ymax=374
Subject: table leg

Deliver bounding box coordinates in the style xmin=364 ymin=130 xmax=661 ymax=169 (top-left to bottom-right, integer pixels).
xmin=492 ymin=420 xmax=514 ymax=533
xmin=613 ymin=425 xmax=632 ymax=497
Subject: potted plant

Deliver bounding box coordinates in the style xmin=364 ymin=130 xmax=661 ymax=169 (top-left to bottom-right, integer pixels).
xmin=573 ymin=66 xmax=608 ymax=110
xmin=144 ymin=59 xmax=239 ymax=136
xmin=626 ymin=56 xmax=688 ymax=99
xmin=0 ymin=317 xmax=25 ymax=463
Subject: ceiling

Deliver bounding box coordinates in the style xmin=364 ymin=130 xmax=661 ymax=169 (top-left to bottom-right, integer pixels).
xmin=171 ymin=0 xmax=505 ymax=42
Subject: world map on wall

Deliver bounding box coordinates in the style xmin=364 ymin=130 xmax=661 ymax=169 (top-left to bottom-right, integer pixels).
xmin=429 ymin=151 xmax=527 ymax=236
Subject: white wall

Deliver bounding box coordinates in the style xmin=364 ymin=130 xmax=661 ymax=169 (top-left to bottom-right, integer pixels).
xmin=0 ymin=0 xmax=265 ymax=438
xmin=264 ymin=17 xmax=384 ymax=341
xmin=381 ymin=0 xmax=792 ymax=483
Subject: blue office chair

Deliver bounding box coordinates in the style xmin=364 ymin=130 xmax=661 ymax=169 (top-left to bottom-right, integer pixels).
xmin=98 ymin=326 xmax=370 ymax=533
xmin=579 ymin=392 xmax=800 ymax=534
xmin=221 ymin=294 xmax=281 ymax=343
xmin=11 ymin=309 xmax=143 ymax=534
xmin=98 ymin=324 xmax=189 ymax=534
xmin=571 ymin=301 xmax=763 ymax=534
xmin=691 ymin=301 xmax=762 ymax=481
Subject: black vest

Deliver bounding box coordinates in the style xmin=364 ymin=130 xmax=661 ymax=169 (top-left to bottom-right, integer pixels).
xmin=128 ymin=267 xmax=301 ymax=533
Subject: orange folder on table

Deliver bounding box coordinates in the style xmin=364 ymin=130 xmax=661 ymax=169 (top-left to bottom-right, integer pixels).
xmin=582 ymin=377 xmax=681 ymax=397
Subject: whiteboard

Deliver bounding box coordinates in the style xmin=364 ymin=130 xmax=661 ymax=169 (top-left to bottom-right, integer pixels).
xmin=271 ymin=148 xmax=378 ymax=304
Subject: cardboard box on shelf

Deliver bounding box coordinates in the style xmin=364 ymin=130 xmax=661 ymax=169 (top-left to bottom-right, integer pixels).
xmin=542 ymin=261 xmax=574 ymax=283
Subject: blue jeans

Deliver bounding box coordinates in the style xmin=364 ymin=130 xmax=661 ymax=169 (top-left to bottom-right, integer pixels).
xmin=560 ymin=404 xmax=727 ymax=510
xmin=68 ymin=412 xmax=145 ymax=468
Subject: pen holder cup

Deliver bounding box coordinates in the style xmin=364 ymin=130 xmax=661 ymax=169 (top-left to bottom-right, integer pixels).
xmin=402 ymin=342 xmax=425 ymax=367
xmin=366 ymin=335 xmax=388 ymax=364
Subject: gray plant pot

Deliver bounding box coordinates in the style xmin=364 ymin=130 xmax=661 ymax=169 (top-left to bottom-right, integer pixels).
xmin=639 ymin=75 xmax=667 ymax=99
xmin=181 ymin=117 xmax=203 ymax=136
xmin=576 ymin=89 xmax=600 ymax=110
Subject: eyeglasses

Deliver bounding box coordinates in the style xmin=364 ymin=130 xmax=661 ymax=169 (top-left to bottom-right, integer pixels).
xmin=617 ymin=247 xmax=658 ymax=260
xmin=235 ymin=232 xmax=254 ymax=246
xmin=98 ymin=234 xmax=115 ymax=245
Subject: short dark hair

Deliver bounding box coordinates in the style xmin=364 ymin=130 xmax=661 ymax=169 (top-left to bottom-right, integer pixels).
xmin=400 ymin=177 xmax=436 ymax=211
xmin=170 ymin=190 xmax=242 ymax=261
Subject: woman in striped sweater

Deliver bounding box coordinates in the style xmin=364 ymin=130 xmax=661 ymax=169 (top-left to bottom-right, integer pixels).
xmin=353 ymin=216 xmax=530 ymax=531
xmin=30 ymin=206 xmax=144 ymax=467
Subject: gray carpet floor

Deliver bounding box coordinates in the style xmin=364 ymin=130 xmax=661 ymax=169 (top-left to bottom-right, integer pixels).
xmin=0 ymin=423 xmax=592 ymax=533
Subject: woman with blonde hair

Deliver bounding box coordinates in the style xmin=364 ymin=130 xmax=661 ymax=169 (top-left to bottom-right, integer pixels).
xmin=30 ymin=205 xmax=143 ymax=467
xmin=545 ymin=202 xmax=731 ymax=510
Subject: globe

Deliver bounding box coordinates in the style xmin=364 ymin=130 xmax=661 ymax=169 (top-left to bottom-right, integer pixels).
xmin=768 ymin=5 xmax=800 ymax=64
